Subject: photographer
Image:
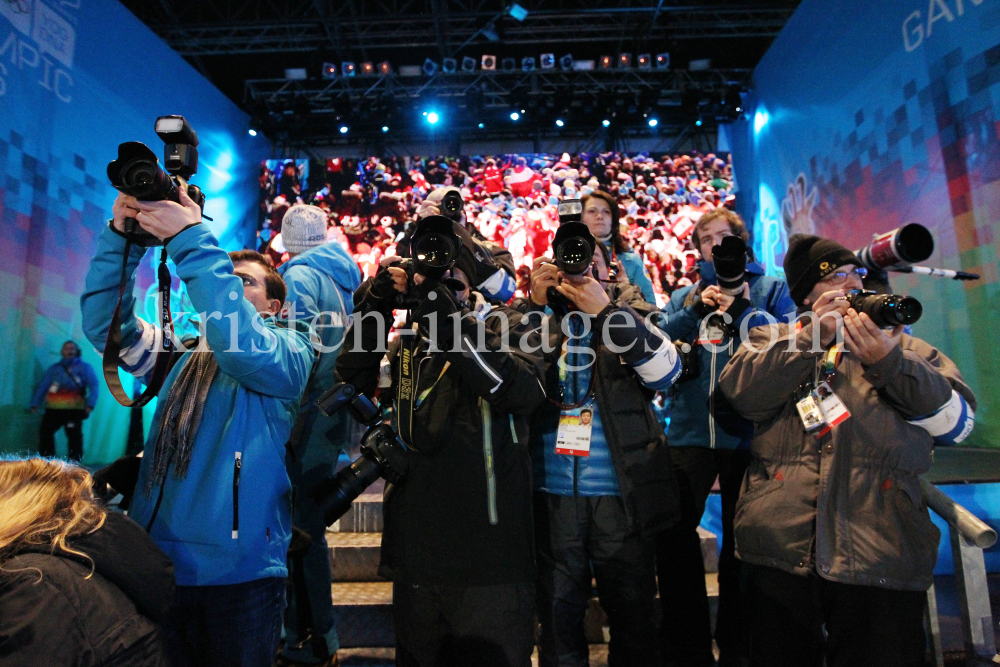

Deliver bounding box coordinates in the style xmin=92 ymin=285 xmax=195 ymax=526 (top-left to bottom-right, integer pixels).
xmin=517 ymin=226 xmax=682 ymax=667
xmin=80 ymin=188 xmax=313 ymax=667
xmin=656 ymin=208 xmax=795 ymax=667
xmin=335 ymin=217 xmax=546 ymax=667
xmin=718 ymin=234 xmax=976 ymax=667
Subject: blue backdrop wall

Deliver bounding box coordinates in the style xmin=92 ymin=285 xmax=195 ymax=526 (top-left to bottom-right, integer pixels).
xmin=732 ymin=0 xmax=1000 ymax=449
xmin=0 ymin=0 xmax=267 ymax=463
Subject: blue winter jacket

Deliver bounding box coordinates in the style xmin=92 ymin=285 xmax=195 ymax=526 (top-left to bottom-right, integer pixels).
xmin=81 ymin=224 xmax=313 ymax=586
xmin=278 ymin=242 xmax=363 ymax=454
xmin=30 ymin=357 xmax=100 ymax=410
xmin=616 ymin=250 xmax=657 ymax=305
xmin=661 ymin=260 xmax=795 ymax=449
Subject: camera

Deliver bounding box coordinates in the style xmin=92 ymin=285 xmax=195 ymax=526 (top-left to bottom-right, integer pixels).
xmin=106 ymin=115 xmax=206 ymax=247
xmin=711 ymin=235 xmax=748 ymax=297
xmin=385 ymin=215 xmax=462 ymax=309
xmin=847 ymin=289 xmax=923 ymax=328
xmin=310 ymin=383 xmax=409 ymax=527
xmin=557 ymin=198 xmax=583 ymax=224
xmin=855 ymin=223 xmax=934 ymax=270
xmin=440 ymin=189 xmax=464 ymax=220
xmin=546 ymin=221 xmax=597 ymax=310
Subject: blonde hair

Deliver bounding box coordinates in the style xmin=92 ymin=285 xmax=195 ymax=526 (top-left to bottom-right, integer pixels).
xmin=0 ymin=458 xmax=106 ymax=576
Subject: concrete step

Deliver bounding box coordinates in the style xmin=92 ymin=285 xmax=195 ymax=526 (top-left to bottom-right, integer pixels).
xmin=329 ymin=493 xmax=384 ymax=533
xmin=332 ymin=574 xmax=719 ymax=648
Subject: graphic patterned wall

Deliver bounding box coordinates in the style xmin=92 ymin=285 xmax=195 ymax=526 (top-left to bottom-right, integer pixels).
xmin=0 ymin=0 xmax=267 ymax=463
xmin=733 ymin=0 xmax=1000 ymax=448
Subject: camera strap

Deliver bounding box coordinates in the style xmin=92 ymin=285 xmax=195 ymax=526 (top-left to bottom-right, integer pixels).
xmin=102 ymin=242 xmax=176 ymax=407
xmin=396 ymin=326 xmax=418 ymax=451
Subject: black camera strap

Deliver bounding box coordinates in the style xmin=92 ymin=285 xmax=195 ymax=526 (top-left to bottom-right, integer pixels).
xmin=395 ymin=326 xmax=419 ymax=451
xmin=102 ymin=240 xmax=176 ymax=408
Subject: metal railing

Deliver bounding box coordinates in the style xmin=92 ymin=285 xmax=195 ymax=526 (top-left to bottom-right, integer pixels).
xmin=921 ymin=478 xmax=999 ymax=666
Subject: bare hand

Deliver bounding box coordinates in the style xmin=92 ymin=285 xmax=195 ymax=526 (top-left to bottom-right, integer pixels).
xmin=132 ymin=181 xmax=202 ymax=242
xmin=810 ymin=290 xmax=850 ymax=348
xmin=386 ymin=266 xmax=409 ymax=294
xmin=416 ymin=201 xmax=442 ymax=219
xmin=529 ymin=258 xmax=560 ymax=306
xmin=555 ymin=273 xmax=611 ymax=315
xmin=843 ymin=309 xmax=902 ymax=366
xmin=111 ymin=193 xmax=141 ymax=233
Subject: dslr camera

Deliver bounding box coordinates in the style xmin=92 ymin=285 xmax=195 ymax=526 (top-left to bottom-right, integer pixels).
xmin=546 ymin=220 xmax=597 ymax=311
xmin=383 ymin=215 xmax=462 ymax=309
xmin=311 ymin=383 xmax=409 ymax=526
xmin=107 ymin=115 xmax=206 ymax=247
xmin=847 ymin=289 xmax=922 ymax=328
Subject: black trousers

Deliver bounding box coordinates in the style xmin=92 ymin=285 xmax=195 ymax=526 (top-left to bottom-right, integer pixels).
xmin=534 ymin=493 xmax=660 ymax=667
xmin=38 ymin=409 xmax=85 ymax=461
xmin=656 ymin=446 xmax=751 ymax=667
xmin=392 ymin=580 xmax=535 ymax=667
xmin=744 ymin=564 xmax=928 ymax=667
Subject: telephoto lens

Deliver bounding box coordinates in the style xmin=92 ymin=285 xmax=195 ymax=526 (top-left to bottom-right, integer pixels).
xmin=712 ymin=236 xmax=748 ymax=296
xmin=410 ymin=215 xmax=461 ymax=280
xmin=108 ymin=142 xmax=178 ymax=202
xmin=546 ymin=221 xmax=597 ymax=308
xmin=848 ymin=289 xmax=923 ymax=328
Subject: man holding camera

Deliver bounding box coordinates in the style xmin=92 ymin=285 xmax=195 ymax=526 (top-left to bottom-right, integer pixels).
xmin=519 ymin=223 xmax=682 ymax=667
xmin=81 ymin=187 xmax=314 ymax=667
xmin=656 ymin=208 xmax=795 ymax=667
xmin=335 ymin=216 xmax=546 ymax=667
xmin=718 ymin=234 xmax=976 ymax=666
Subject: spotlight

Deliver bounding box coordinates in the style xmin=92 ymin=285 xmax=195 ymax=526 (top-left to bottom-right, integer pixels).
xmin=423 ymin=58 xmax=439 ymax=76
xmin=695 ymin=117 xmax=703 ymax=126
xmin=382 ymin=126 xmax=389 ymax=132
xmin=285 ymin=68 xmax=308 ymax=80
xmin=501 ymin=57 xmax=516 ymax=71
xmin=248 ymin=128 xmax=258 ymax=136
xmin=478 ymin=122 xmax=484 ymax=128
xmin=648 ymin=118 xmax=658 ymax=127
xmin=462 ymin=56 xmax=477 ymax=72
xmin=508 ymin=3 xmax=529 ymax=21
xmin=341 ymin=62 xmax=356 ymax=77
xmin=555 ymin=119 xmax=564 ymax=127
xmin=618 ymin=53 xmax=632 ymax=68
xmin=599 ymin=55 xmax=612 ymax=69
xmin=427 ymin=112 xmax=440 ymax=124
xmin=442 ymin=58 xmax=457 ymax=74
xmin=540 ymin=53 xmax=555 ymax=69
xmin=481 ymin=54 xmax=496 ymax=70
xmin=637 ymin=54 xmax=651 ymax=69
xmin=482 ymin=23 xmax=500 ymax=42
xmin=559 ymin=54 xmax=573 ymax=71
xmin=361 ymin=61 xmax=375 ymax=75
xmin=602 ymin=119 xmax=610 ymax=127
xmin=521 ymin=57 xmax=536 ymax=71
xmin=340 ymin=125 xmax=348 ymax=133
xmin=510 ymin=111 xmax=520 ymax=121
xmin=655 ymin=53 xmax=670 ymax=69
xmin=378 ymin=60 xmax=392 ymax=74
xmin=321 ymin=62 xmax=337 ymax=79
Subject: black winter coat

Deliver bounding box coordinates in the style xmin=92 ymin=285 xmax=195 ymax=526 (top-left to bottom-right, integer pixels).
xmin=0 ymin=511 xmax=175 ymax=666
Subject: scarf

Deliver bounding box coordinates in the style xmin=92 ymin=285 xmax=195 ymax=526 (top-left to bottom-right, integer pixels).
xmin=145 ymin=348 xmax=219 ymax=495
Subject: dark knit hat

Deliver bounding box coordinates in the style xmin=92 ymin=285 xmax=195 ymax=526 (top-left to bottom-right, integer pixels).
xmin=783 ymin=234 xmax=862 ymax=305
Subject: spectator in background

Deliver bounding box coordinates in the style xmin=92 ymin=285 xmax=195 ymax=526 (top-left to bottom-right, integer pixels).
xmin=275 ymin=205 xmax=363 ymax=667
xmin=29 ymin=340 xmax=99 ymax=462
xmin=579 ymin=190 xmax=657 ymax=303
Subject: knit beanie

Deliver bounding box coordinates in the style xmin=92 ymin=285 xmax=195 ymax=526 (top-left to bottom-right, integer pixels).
xmin=783 ymin=234 xmax=862 ymax=305
xmin=282 ymin=205 xmax=328 ymax=254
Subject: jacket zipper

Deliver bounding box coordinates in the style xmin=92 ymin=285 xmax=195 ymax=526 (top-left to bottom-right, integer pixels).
xmin=480 ymin=398 xmax=498 ymax=525
xmin=232 ymin=452 xmax=241 ymax=539
xmin=464 ymin=335 xmax=504 ymax=393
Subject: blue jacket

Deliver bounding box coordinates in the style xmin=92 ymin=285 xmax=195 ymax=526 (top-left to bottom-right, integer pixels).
xmin=81 ymin=224 xmax=313 ymax=586
xmin=617 ymin=250 xmax=656 ymax=305
xmin=660 ymin=260 xmax=795 ymax=449
xmin=30 ymin=357 xmax=100 ymax=410
xmin=278 ymin=242 xmax=363 ymax=457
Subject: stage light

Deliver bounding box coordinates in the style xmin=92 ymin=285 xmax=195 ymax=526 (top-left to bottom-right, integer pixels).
xmin=602 ymin=119 xmax=610 ymax=127
xmin=695 ymin=118 xmax=703 ymax=126
xmin=482 ymin=23 xmax=500 ymax=42
xmin=656 ymin=53 xmax=670 ymax=69
xmin=648 ymin=118 xmax=658 ymax=127
xmin=340 ymin=125 xmax=348 ymax=133
xmin=379 ymin=60 xmax=392 ymax=74
xmin=556 ymin=119 xmax=564 ymax=127
xmin=285 ymin=68 xmax=308 ymax=80
xmin=521 ymin=57 xmax=536 ymax=71
xmin=501 ymin=57 xmax=516 ymax=71
xmin=510 ymin=111 xmax=520 ymax=121
xmin=321 ymin=62 xmax=337 ymax=79
xmin=341 ymin=62 xmax=356 ymax=77
xmin=443 ymin=58 xmax=457 ymax=74
xmin=481 ymin=55 xmax=496 ymax=70
xmin=423 ymin=59 xmax=439 ymax=76
xmin=478 ymin=122 xmax=484 ymax=128
xmin=427 ymin=112 xmax=440 ymax=124
xmin=540 ymin=53 xmax=555 ymax=69
xmin=382 ymin=126 xmax=389 ymax=132
xmin=559 ymin=54 xmax=574 ymax=71
xmin=248 ymin=128 xmax=258 ymax=136
xmin=361 ymin=61 xmax=375 ymax=75
xmin=599 ymin=56 xmax=612 ymax=69
xmin=462 ymin=56 xmax=477 ymax=72
xmin=637 ymin=54 xmax=651 ymax=69
xmin=618 ymin=53 xmax=632 ymax=68
xmin=508 ymin=3 xmax=529 ymax=21
xmin=689 ymin=58 xmax=711 ymax=71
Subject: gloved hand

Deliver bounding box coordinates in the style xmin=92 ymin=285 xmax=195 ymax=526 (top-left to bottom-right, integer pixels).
xmin=411 ymin=283 xmax=462 ymax=347
xmin=358 ymin=261 xmax=408 ymax=313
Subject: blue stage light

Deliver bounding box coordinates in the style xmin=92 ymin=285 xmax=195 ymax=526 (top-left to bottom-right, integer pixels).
xmin=510 ymin=111 xmax=520 ymax=121
xmin=382 ymin=126 xmax=389 ymax=132
xmin=339 ymin=125 xmax=348 ymax=133
xmin=648 ymin=118 xmax=658 ymax=127
xmin=427 ymin=112 xmax=439 ymax=124
xmin=556 ymin=119 xmax=564 ymax=127
xmin=602 ymin=119 xmax=610 ymax=127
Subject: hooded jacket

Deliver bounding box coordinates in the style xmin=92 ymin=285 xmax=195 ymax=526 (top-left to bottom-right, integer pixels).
xmin=0 ymin=511 xmax=174 ymax=666
xmin=81 ymin=224 xmax=313 ymax=586
xmin=660 ymin=260 xmax=795 ymax=449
